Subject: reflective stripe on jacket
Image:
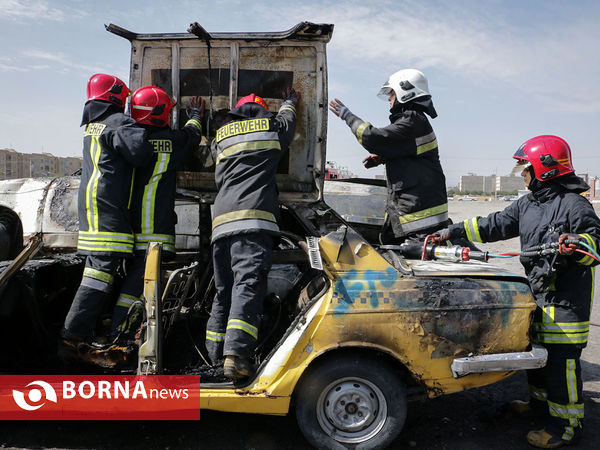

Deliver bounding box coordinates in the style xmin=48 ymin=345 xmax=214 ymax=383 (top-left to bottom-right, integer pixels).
xmin=211 ymin=101 xmax=296 ymax=242
xmin=344 ymin=108 xmax=447 ymax=237
xmin=77 ymin=104 xmax=153 ymax=256
xmin=130 ymin=119 xmax=202 ymax=254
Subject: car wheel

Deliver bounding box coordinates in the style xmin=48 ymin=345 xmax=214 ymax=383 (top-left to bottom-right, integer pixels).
xmin=0 ymin=206 xmax=23 ymax=261
xmin=295 ymin=355 xmax=407 ymax=449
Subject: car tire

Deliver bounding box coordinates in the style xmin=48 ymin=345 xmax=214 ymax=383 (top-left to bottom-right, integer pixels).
xmin=0 ymin=206 xmax=23 ymax=261
xmin=295 ymin=354 xmax=407 ymax=450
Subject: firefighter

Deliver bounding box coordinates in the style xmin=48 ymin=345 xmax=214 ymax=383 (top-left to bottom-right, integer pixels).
xmin=109 ymin=86 xmax=204 ymax=344
xmin=329 ymin=69 xmax=448 ymax=244
xmin=60 ymin=74 xmax=154 ymax=361
xmin=437 ymin=135 xmax=600 ymax=448
xmin=205 ymin=89 xmax=300 ymax=379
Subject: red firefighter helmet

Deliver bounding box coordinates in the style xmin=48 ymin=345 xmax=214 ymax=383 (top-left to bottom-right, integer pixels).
xmin=86 ymin=73 xmax=130 ymax=107
xmin=235 ymin=93 xmax=268 ymax=110
xmin=130 ymin=86 xmax=176 ymax=127
xmin=512 ymin=135 xmax=574 ymax=181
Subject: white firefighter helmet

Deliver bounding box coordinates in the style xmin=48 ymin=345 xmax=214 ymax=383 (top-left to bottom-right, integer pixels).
xmin=377 ymin=69 xmax=430 ymax=103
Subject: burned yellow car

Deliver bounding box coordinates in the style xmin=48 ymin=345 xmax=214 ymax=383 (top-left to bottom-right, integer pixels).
xmin=0 ymin=22 xmax=545 ymax=449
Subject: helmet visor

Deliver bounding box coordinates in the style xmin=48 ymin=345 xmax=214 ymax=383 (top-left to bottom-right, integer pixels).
xmin=377 ymin=83 xmax=393 ymax=101
xmin=511 ymin=159 xmax=532 ymax=175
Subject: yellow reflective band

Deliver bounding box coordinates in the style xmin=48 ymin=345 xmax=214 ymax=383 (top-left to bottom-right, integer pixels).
xmin=576 ymin=233 xmax=596 ymax=265
xmin=184 ymin=119 xmax=202 ymax=132
xmin=470 ymin=218 xmax=482 ymax=242
xmin=212 ymin=209 xmax=276 ymax=230
xmin=206 ymin=330 xmax=225 ymax=342
xmin=227 ymin=319 xmax=258 ymax=339
xmin=116 ymin=294 xmax=140 ymax=308
xmin=85 ymin=136 xmax=102 ymax=232
xmin=534 ymin=321 xmax=589 ymax=332
xmin=128 ymin=168 xmax=136 ymax=210
xmin=398 ymin=203 xmax=448 ymax=225
xmin=547 ymin=400 xmax=584 ymax=419
xmin=463 ymin=217 xmax=483 ymax=243
xmin=463 ymin=219 xmax=473 ymax=242
xmin=79 ymin=230 xmax=135 ymax=240
xmin=536 ymin=333 xmax=588 ymax=344
xmin=542 ymin=305 xmax=555 ymax=324
xmin=142 ymin=152 xmax=170 ymax=234
xmin=216 ymin=118 xmax=270 ymax=142
xmin=416 ymin=138 xmax=438 ymax=155
xmin=355 ymin=122 xmax=370 ymax=145
xmin=215 ymin=140 xmax=280 ymax=165
xmin=83 ymin=267 xmax=114 ymax=284
xmin=78 ymin=236 xmax=134 ymax=244
xmin=566 ymin=359 xmax=578 ymax=404
xmin=279 ymin=105 xmax=296 ymax=115
xmin=77 ymin=245 xmax=132 ymax=253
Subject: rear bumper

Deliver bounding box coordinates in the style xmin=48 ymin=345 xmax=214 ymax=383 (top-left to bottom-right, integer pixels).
xmin=451 ymin=344 xmax=548 ymax=378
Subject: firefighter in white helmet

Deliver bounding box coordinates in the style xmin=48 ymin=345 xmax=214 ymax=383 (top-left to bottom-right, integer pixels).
xmin=330 ymin=69 xmax=448 ymax=244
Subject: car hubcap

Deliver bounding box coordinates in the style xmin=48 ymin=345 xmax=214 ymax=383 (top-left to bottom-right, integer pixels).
xmin=317 ymin=377 xmax=387 ymax=443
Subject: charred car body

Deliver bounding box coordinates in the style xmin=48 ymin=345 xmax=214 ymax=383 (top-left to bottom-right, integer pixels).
xmin=0 ymin=22 xmax=546 ymax=449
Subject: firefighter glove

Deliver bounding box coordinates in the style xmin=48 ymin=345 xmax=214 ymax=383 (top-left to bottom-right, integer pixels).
xmin=329 ymin=98 xmax=351 ymax=120
xmin=363 ymin=155 xmax=382 ymax=169
xmin=186 ymin=96 xmax=205 ymax=122
xmin=558 ymin=233 xmax=580 ymax=255
xmin=433 ymin=228 xmax=451 ymax=243
xmin=282 ymin=87 xmax=301 ymax=105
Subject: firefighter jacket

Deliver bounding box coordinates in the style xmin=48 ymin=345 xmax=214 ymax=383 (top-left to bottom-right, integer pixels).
xmin=77 ymin=101 xmax=153 ymax=256
xmin=448 ymin=175 xmax=600 ymax=347
xmin=130 ymin=119 xmax=202 ymax=254
xmin=343 ymin=99 xmax=447 ymax=237
xmin=210 ymin=101 xmax=297 ymax=242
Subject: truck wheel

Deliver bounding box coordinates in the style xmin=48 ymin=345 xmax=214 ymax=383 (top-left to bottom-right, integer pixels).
xmin=0 ymin=206 xmax=23 ymax=261
xmin=295 ymin=355 xmax=407 ymax=449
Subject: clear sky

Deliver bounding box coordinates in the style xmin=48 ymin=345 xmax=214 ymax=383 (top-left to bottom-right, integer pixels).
xmin=1 ymin=0 xmax=599 ymax=186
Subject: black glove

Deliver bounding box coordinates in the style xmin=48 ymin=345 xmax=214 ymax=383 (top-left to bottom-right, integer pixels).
xmin=432 ymin=228 xmax=450 ymax=243
xmin=186 ymin=96 xmax=205 ymax=122
xmin=329 ymin=98 xmax=351 ymax=120
xmin=282 ymin=87 xmax=301 ymax=105
xmin=363 ymin=155 xmax=382 ymax=169
xmin=558 ymin=233 xmax=580 ymax=255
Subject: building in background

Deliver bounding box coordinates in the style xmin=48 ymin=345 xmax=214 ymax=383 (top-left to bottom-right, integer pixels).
xmin=458 ymin=173 xmax=496 ymax=192
xmin=495 ymin=174 xmax=524 ymax=192
xmin=0 ymin=148 xmax=81 ymax=180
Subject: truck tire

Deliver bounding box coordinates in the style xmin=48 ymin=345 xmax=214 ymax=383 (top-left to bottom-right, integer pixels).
xmin=295 ymin=355 xmax=407 ymax=449
xmin=0 ymin=206 xmax=23 ymax=261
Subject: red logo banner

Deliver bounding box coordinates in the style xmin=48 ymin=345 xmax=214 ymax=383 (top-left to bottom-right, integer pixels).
xmin=0 ymin=375 xmax=200 ymax=420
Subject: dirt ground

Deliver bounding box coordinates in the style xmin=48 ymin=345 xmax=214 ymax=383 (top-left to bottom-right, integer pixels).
xmin=1 ymin=200 xmax=599 ymax=449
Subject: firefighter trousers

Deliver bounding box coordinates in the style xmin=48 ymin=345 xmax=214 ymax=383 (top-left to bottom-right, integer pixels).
xmin=63 ymin=255 xmax=122 ymax=339
xmin=527 ymin=344 xmax=584 ymax=443
xmin=205 ymin=233 xmax=273 ymax=362
xmin=110 ymin=251 xmax=146 ymax=338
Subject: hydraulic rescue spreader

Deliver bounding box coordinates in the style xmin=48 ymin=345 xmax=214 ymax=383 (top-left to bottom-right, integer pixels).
xmin=385 ymin=236 xmax=600 ymax=264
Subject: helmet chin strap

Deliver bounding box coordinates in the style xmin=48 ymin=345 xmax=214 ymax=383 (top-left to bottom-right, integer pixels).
xmin=528 ymin=166 xmax=544 ymax=192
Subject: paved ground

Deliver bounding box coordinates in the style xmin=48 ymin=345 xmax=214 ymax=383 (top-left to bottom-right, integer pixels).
xmin=1 ymin=200 xmax=599 ymax=449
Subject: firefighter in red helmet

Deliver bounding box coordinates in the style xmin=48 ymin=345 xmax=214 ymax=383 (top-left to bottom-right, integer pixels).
xmin=60 ymin=74 xmax=154 ymax=365
xmin=437 ymin=135 xmax=600 ymax=448
xmin=107 ymin=86 xmax=204 ymax=346
xmin=205 ymin=88 xmax=300 ymax=379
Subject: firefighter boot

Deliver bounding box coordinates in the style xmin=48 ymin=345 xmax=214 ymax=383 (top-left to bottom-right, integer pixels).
xmin=223 ymin=355 xmax=254 ymax=380
xmin=508 ymin=399 xmax=533 ymax=416
xmin=77 ymin=340 xmax=137 ymax=370
xmin=527 ymin=429 xmax=568 ymax=449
